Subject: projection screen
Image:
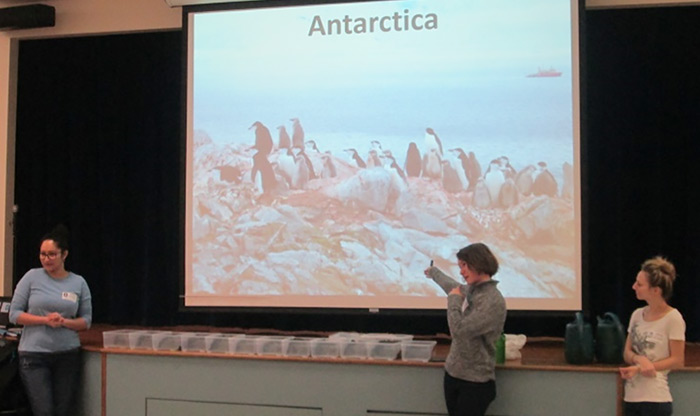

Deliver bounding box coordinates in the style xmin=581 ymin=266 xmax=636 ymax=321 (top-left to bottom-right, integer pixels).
xmin=184 ymin=0 xmax=582 ymax=311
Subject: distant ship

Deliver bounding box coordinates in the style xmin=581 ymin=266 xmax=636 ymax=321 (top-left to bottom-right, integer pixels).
xmin=526 ymin=67 xmax=562 ymax=78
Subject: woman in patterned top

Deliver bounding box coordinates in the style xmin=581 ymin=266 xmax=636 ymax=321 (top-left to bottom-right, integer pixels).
xmin=619 ymin=256 xmax=685 ymax=416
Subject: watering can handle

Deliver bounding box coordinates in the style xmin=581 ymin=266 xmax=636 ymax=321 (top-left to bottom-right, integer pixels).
xmin=604 ymin=312 xmax=623 ymax=327
xmin=575 ymin=311 xmax=585 ymax=338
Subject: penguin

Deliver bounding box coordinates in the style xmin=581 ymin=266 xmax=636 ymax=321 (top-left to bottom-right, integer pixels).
xmin=303 ymin=141 xmax=326 ymax=175
xmin=450 ymin=148 xmax=470 ymax=186
xmin=441 ymin=159 xmax=463 ymax=194
xmin=275 ymin=147 xmax=297 ymax=187
xmin=250 ymin=151 xmax=277 ymax=194
xmin=515 ymin=165 xmax=536 ymax=196
xmin=425 ymin=127 xmax=443 ymax=157
xmin=498 ymin=178 xmax=519 ymax=208
xmin=320 ymin=152 xmax=337 ymax=179
xmin=467 ymin=151 xmax=482 ymax=190
xmin=213 ymin=165 xmax=242 ymax=184
xmin=404 ymin=142 xmax=422 ymax=177
xmin=498 ymin=156 xmax=517 ymax=179
xmin=483 ymin=159 xmax=506 ymax=205
xmin=532 ymin=161 xmax=558 ymax=197
xmin=422 ymin=148 xmax=442 ymax=180
xmin=249 ymin=121 xmax=273 ymax=156
xmin=290 ymin=149 xmax=310 ymax=190
xmin=446 ymin=149 xmax=469 ymax=191
xmin=277 ymin=125 xmax=291 ymax=150
xmin=561 ymin=161 xmax=573 ymax=200
xmin=291 ymin=118 xmax=305 ymax=149
xmin=366 ymin=149 xmax=382 ymax=168
xmin=344 ymin=148 xmax=366 ymax=169
xmin=294 ymin=147 xmax=317 ymax=180
xmin=472 ymin=178 xmax=491 ymax=209
xmin=305 ymin=140 xmax=321 ymax=153
xmin=382 ymin=152 xmax=408 ymax=185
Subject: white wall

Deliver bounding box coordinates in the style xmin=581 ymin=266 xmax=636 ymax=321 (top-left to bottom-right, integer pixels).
xmin=0 ymin=0 xmax=181 ymax=295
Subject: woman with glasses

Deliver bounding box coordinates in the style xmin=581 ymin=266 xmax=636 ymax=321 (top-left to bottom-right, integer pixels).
xmin=9 ymin=224 xmax=92 ymax=416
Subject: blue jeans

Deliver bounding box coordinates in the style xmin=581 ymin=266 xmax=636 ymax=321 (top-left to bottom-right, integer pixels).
xmin=18 ymin=349 xmax=81 ymax=416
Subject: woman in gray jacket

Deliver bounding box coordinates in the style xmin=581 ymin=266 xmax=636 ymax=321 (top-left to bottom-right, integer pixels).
xmin=425 ymin=242 xmax=506 ymax=416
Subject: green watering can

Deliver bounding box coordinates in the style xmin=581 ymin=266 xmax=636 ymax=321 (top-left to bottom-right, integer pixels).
xmin=595 ymin=312 xmax=626 ymax=364
xmin=564 ymin=312 xmax=594 ymax=365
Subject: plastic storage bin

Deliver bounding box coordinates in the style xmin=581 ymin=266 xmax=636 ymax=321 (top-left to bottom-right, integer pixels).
xmin=400 ymin=340 xmax=437 ymax=362
xmin=152 ymin=332 xmax=181 ymax=351
xmin=367 ymin=340 xmax=402 ymax=360
xmin=340 ymin=339 xmax=369 ymax=359
xmin=205 ymin=334 xmax=243 ymax=354
xmin=102 ymin=329 xmax=134 ymax=349
xmin=286 ymin=337 xmax=315 ymax=357
xmin=233 ymin=336 xmax=260 ymax=355
xmin=180 ymin=332 xmax=210 ymax=352
xmin=311 ymin=338 xmax=346 ymax=358
xmin=128 ymin=330 xmax=161 ymax=350
xmin=255 ymin=336 xmax=292 ymax=356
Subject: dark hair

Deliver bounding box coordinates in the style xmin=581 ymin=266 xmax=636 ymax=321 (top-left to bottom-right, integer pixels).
xmin=456 ymin=242 xmax=499 ymax=277
xmin=41 ymin=224 xmax=70 ymax=252
xmin=641 ymin=256 xmax=676 ymax=301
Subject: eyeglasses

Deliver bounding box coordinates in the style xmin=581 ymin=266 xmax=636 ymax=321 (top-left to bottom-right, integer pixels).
xmin=39 ymin=251 xmax=60 ymax=259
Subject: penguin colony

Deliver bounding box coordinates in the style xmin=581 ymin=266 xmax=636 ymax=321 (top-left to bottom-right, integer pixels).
xmin=227 ymin=121 xmax=570 ymax=210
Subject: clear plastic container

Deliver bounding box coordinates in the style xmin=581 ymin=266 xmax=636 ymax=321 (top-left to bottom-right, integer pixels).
xmin=367 ymin=340 xmax=401 ymax=360
xmin=205 ymin=333 xmax=243 ymax=354
xmin=400 ymin=340 xmax=437 ymax=362
xmin=152 ymin=332 xmax=181 ymax=351
xmin=233 ymin=336 xmax=260 ymax=355
xmin=255 ymin=336 xmax=292 ymax=356
xmin=102 ymin=329 xmax=134 ymax=349
xmin=311 ymin=338 xmax=346 ymax=358
xmin=128 ymin=330 xmax=161 ymax=350
xmin=286 ymin=337 xmax=315 ymax=357
xmin=340 ymin=339 xmax=369 ymax=360
xmin=180 ymin=332 xmax=210 ymax=352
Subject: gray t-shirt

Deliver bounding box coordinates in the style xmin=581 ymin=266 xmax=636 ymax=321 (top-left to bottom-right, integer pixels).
xmin=428 ymin=268 xmax=506 ymax=382
xmin=10 ymin=267 xmax=92 ymax=352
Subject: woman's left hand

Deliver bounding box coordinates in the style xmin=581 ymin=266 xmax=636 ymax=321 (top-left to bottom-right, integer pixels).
xmin=619 ymin=365 xmax=639 ymax=379
xmin=635 ymin=356 xmax=657 ymax=377
xmin=449 ymin=287 xmax=462 ymax=296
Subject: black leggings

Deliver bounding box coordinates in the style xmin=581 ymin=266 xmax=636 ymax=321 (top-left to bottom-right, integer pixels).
xmin=624 ymin=401 xmax=673 ymax=416
xmin=443 ymin=372 xmax=496 ymax=416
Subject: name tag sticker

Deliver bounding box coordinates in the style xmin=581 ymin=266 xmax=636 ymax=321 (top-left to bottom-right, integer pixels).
xmin=62 ymin=292 xmax=78 ymax=303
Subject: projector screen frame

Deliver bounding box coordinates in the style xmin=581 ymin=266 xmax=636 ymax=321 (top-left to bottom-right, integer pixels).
xmin=178 ymin=0 xmax=588 ymax=317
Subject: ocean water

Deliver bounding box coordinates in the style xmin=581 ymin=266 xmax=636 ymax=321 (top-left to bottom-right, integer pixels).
xmin=194 ymin=74 xmax=575 ymax=184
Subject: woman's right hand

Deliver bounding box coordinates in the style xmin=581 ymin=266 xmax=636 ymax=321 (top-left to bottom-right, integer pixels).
xmin=619 ymin=365 xmax=639 ymax=379
xmin=45 ymin=312 xmax=64 ymax=328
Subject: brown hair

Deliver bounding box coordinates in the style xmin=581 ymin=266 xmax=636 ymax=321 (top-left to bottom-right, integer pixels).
xmin=641 ymin=256 xmax=676 ymax=301
xmin=456 ymin=243 xmax=499 ymax=277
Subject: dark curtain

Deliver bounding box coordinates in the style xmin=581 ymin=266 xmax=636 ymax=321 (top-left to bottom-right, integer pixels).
xmin=11 ymin=6 xmax=700 ymax=340
xmin=13 ymin=31 xmax=182 ymax=326
xmin=584 ymin=6 xmax=700 ymax=341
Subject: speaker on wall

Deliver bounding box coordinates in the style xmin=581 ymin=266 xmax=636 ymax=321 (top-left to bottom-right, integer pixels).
xmin=0 ymin=4 xmax=55 ymax=30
